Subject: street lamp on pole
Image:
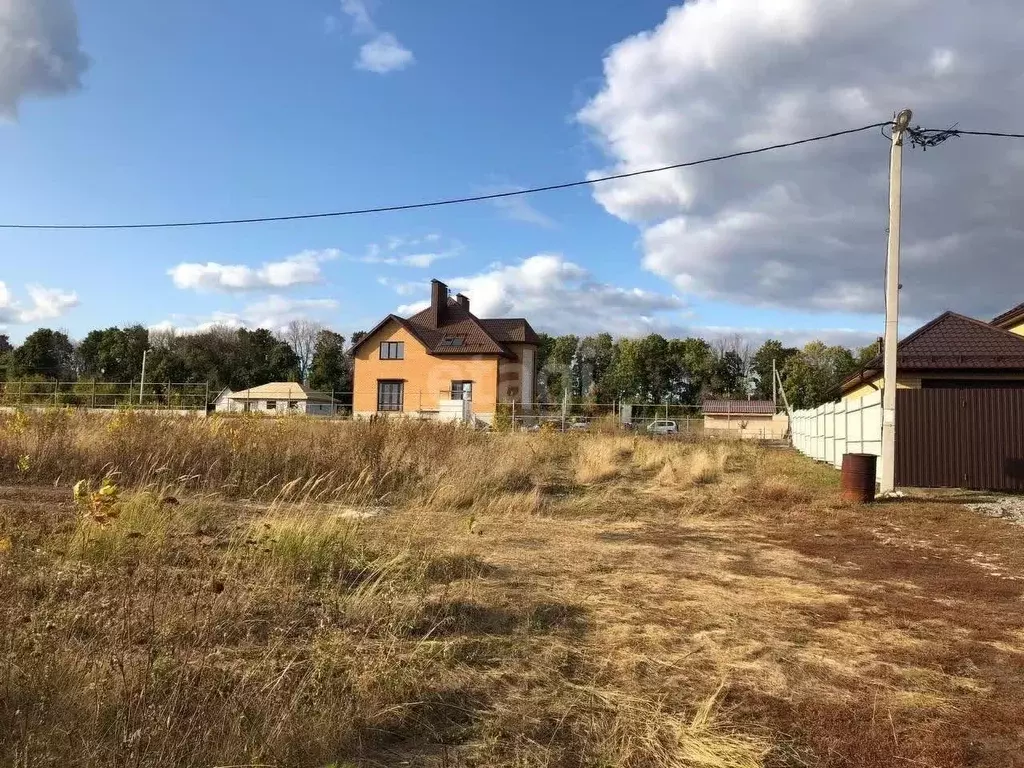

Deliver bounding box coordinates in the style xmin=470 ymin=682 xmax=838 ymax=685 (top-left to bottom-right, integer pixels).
xmin=139 ymin=348 xmax=152 ymax=406
xmin=880 ymin=108 xmax=912 ymax=494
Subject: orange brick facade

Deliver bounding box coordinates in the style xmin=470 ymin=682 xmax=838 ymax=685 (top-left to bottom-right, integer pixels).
xmin=353 ymin=320 xmax=535 ymax=420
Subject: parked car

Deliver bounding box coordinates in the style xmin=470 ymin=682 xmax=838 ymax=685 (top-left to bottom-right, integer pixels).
xmin=568 ymin=420 xmax=590 ymax=432
xmin=647 ymin=420 xmax=678 ymax=435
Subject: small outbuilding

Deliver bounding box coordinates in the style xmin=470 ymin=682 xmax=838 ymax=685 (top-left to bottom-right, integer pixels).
xmin=214 ymin=383 xmax=336 ymax=415
xmin=702 ymin=399 xmax=788 ymax=440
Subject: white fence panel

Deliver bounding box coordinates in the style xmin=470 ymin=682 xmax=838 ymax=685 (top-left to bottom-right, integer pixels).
xmin=790 ymin=392 xmax=883 ymax=477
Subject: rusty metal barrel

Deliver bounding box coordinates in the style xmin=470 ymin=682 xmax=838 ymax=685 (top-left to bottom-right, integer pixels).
xmin=840 ymin=453 xmax=877 ymax=503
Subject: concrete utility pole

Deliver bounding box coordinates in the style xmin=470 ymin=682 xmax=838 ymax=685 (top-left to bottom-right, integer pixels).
xmin=771 ymin=358 xmax=777 ymax=406
xmin=139 ymin=348 xmax=151 ymax=406
xmin=880 ymin=109 xmax=913 ymax=494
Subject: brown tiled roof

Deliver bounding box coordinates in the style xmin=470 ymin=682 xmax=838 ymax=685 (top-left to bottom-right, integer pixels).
xmin=702 ymin=400 xmax=777 ymax=415
xmin=991 ymin=301 xmax=1024 ymax=329
xmin=839 ymin=311 xmax=1024 ymax=393
xmin=478 ymin=318 xmax=540 ymax=345
xmin=350 ymin=289 xmax=539 ymax=359
xmin=407 ymin=300 xmax=513 ymax=357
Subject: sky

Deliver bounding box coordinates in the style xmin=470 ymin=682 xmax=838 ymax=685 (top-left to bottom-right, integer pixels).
xmin=2 ymin=0 xmax=1024 ymax=348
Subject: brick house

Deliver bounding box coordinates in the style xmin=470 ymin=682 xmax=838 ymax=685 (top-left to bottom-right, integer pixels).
xmin=351 ymin=279 xmax=539 ymax=423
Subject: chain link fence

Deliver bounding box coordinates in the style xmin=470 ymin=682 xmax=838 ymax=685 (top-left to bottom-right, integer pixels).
xmin=0 ymin=381 xmax=210 ymax=411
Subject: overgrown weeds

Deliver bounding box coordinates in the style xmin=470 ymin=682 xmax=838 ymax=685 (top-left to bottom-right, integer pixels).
xmin=1 ymin=413 xmax=1023 ymax=767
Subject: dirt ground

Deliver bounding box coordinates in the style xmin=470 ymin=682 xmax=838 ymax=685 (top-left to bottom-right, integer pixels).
xmin=2 ymin=440 xmax=1023 ymax=767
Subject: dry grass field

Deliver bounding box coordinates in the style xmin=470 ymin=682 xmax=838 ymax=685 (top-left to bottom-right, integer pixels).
xmin=1 ymin=410 xmax=1023 ymax=767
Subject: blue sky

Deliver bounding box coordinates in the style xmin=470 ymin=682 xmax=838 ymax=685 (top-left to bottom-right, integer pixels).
xmin=2 ymin=0 xmax=1023 ymax=345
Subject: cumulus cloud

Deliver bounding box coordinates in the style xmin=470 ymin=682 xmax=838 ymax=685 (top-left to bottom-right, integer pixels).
xmin=0 ymin=0 xmax=89 ymax=118
xmin=578 ymin=0 xmax=1024 ymax=321
xmin=337 ymin=0 xmax=413 ymax=74
xmin=393 ymin=254 xmax=688 ymax=336
xmin=168 ymin=249 xmax=337 ymax=292
xmin=357 ymin=33 xmax=413 ymax=73
xmin=151 ymin=296 xmax=339 ymax=335
xmin=0 ymin=281 xmax=78 ymax=325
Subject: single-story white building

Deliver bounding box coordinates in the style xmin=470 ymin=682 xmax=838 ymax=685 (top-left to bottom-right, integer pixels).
xmin=702 ymin=399 xmax=788 ymax=440
xmin=214 ymin=383 xmax=336 ymax=415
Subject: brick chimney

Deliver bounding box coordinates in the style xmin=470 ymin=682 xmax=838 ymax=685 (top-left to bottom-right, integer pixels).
xmin=429 ymin=279 xmax=448 ymax=327
xmin=455 ymin=293 xmax=469 ymax=313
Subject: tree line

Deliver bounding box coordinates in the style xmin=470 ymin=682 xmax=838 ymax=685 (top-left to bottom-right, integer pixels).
xmin=0 ymin=322 xmax=365 ymax=402
xmin=0 ymin=323 xmax=877 ymax=410
xmin=533 ymin=332 xmax=877 ymax=410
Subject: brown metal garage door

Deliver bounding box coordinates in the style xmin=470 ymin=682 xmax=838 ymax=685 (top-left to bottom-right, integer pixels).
xmin=896 ymin=389 xmax=1024 ymax=491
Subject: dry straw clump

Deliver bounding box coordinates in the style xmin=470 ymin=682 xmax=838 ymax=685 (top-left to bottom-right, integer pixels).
xmin=574 ymin=435 xmax=634 ymax=485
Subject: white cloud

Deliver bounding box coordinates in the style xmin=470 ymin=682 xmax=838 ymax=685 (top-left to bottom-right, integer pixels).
xmin=0 ymin=281 xmax=78 ymax=325
xmin=395 ymin=299 xmax=430 ymax=316
xmin=0 ymin=0 xmax=88 ymax=119
xmin=339 ymin=0 xmax=375 ymax=35
xmin=376 ymin=276 xmax=420 ymax=296
xmin=357 ymin=33 xmax=414 ymax=73
xmin=578 ymin=0 xmax=1024 ymax=320
xmin=336 ymin=1 xmax=413 ymax=74
xmin=354 ymin=236 xmax=460 ymax=268
xmin=151 ymin=295 xmax=339 ymax=335
xmin=168 ymin=249 xmax=338 ymax=292
xmin=395 ymin=254 xmax=687 ymax=336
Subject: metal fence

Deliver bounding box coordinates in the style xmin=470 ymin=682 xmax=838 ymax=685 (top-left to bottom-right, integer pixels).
xmin=895 ymin=388 xmax=1024 ymax=491
xmin=231 ymin=392 xmax=707 ymax=430
xmin=0 ymin=381 xmax=209 ymax=411
xmin=504 ymin=402 xmax=704 ymax=433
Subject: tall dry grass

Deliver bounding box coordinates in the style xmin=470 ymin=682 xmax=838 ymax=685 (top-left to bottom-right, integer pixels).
xmin=3 ymin=410 xmax=1018 ymax=767
xmin=0 ymin=411 xmax=769 ymax=767
xmin=0 ymin=409 xmax=567 ymax=504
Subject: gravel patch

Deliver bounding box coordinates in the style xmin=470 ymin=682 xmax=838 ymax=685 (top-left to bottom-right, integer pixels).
xmin=965 ymin=497 xmax=1024 ymax=526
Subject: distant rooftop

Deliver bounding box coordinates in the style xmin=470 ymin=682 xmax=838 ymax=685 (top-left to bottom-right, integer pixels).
xmin=702 ymin=399 xmax=777 ymax=415
xmin=227 ymin=382 xmax=333 ymax=402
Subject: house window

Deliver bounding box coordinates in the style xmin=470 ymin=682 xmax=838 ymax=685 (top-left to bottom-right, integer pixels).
xmin=243 ymin=401 xmax=252 ymax=412
xmin=288 ymin=401 xmax=299 ymax=409
xmin=441 ymin=335 xmax=464 ymax=347
xmin=265 ymin=400 xmax=277 ymax=410
xmin=377 ymin=380 xmax=404 ymax=411
xmin=450 ymin=381 xmax=473 ymax=401
xmin=380 ymin=341 xmax=404 ymax=360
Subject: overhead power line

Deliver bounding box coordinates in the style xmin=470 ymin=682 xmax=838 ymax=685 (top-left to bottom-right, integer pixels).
xmin=0 ymin=121 xmax=893 ymax=231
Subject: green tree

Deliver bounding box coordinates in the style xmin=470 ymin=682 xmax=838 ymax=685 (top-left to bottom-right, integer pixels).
xmin=602 ymin=337 xmax=643 ymax=401
xmin=541 ymin=334 xmax=579 ymax=402
xmin=231 ymin=328 xmax=300 ymax=390
xmin=750 ymin=339 xmax=798 ymax=400
xmin=855 ymin=339 xmax=882 ymax=366
xmin=636 ymin=334 xmax=674 ymax=403
xmin=669 ymin=337 xmax=715 ymax=404
xmin=0 ymin=334 xmax=12 ymax=381
xmin=708 ymin=350 xmax=745 ymax=398
xmin=77 ymin=325 xmax=150 ymax=381
xmin=309 ymin=329 xmax=348 ymax=393
xmin=579 ymin=333 xmax=615 ymax=399
xmin=781 ymin=341 xmax=857 ymax=409
xmin=12 ymin=328 xmax=76 ymax=380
